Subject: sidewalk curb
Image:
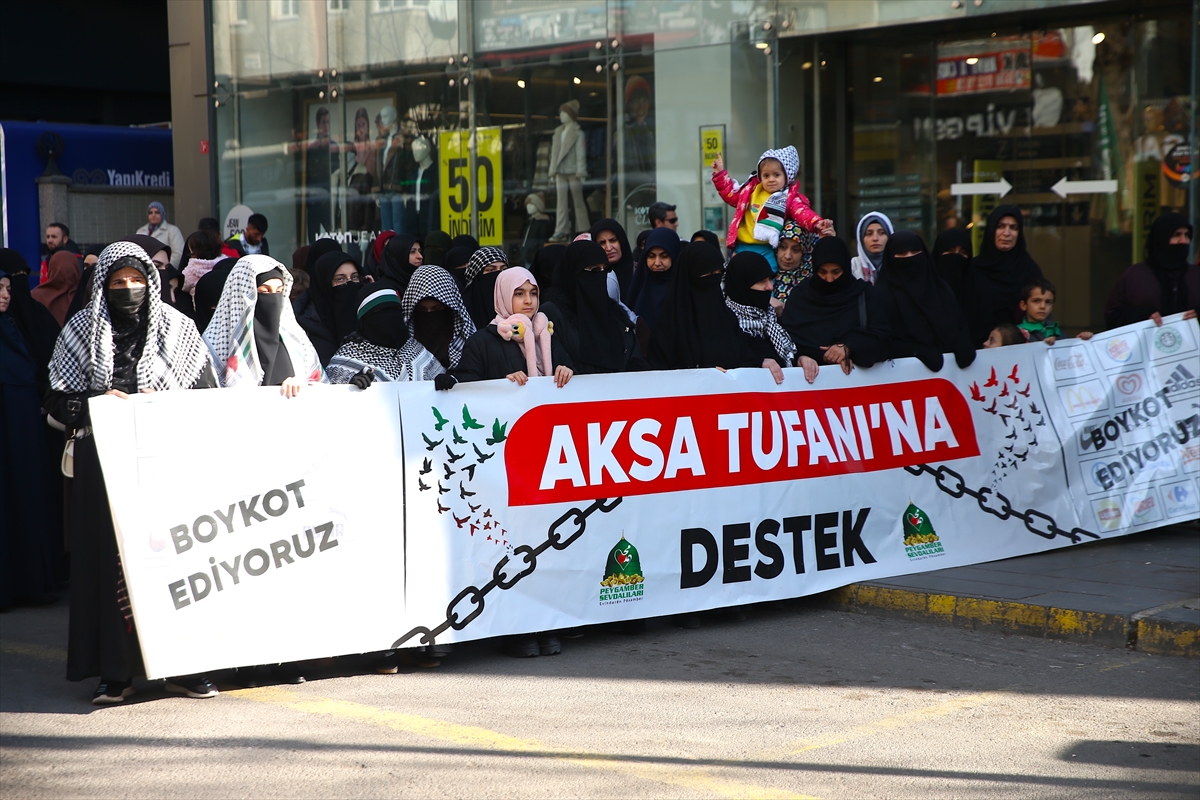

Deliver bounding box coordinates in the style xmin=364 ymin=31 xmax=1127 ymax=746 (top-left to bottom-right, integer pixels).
xmin=821 ymin=584 xmax=1200 ymax=658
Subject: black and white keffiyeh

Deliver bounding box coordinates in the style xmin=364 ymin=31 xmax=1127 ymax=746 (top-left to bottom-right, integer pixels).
xmin=725 ymin=297 xmax=798 ymax=366
xmin=463 ymin=246 xmax=507 ymax=286
xmin=49 ymin=241 xmax=212 ymax=392
xmin=202 ymin=255 xmax=324 ymax=387
xmin=401 ymin=265 xmax=476 ymax=380
xmin=327 ymin=338 xmax=409 ymax=383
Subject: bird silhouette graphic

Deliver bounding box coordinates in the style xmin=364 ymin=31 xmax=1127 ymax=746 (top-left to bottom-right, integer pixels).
xmin=1005 ymin=397 xmax=1020 ymax=409
xmin=459 ymin=482 xmax=476 ymax=499
xmin=970 ymin=382 xmax=985 ymax=402
xmin=437 ymin=500 xmax=450 ymax=514
xmin=446 ymin=446 xmax=465 ymax=463
xmin=419 ymin=458 xmax=432 ymax=475
xmin=453 ymin=514 xmax=470 ymax=529
xmin=462 ymin=405 xmax=485 ymax=430
xmin=437 ymin=481 xmax=450 ymax=495
xmin=985 ymin=399 xmax=998 ymax=414
xmin=984 ymin=367 xmax=998 ymax=387
xmin=422 ymin=433 xmax=443 ymax=451
xmin=1008 ymin=364 xmax=1020 ymax=383
xmin=999 ymin=383 xmax=1010 ymax=398
xmin=1017 ymin=383 xmax=1031 ymax=397
xmin=487 ymin=419 xmax=508 ymax=445
xmin=462 ymin=464 xmax=477 ymax=481
xmin=469 ymin=523 xmax=478 ymax=537
xmin=1005 ymin=429 xmax=1017 ymax=440
xmin=468 ymin=502 xmax=481 ymax=513
xmin=443 ymin=463 xmax=455 ymax=480
xmin=432 ymin=407 xmax=450 ymax=431
xmin=452 ymin=426 xmax=467 ymax=445
xmin=473 ymin=443 xmax=493 ymax=463
xmin=418 ymin=478 xmax=430 ymax=491
xmin=483 ymin=509 xmax=492 ymax=519
xmin=1028 ymin=402 xmax=1040 ymax=415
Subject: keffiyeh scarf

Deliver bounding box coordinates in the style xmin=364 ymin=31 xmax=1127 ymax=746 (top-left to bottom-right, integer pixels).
xmin=399 ymin=265 xmax=477 ymax=380
xmin=725 ymin=296 xmax=798 ymax=366
xmin=327 ymin=338 xmax=411 ymax=383
xmin=49 ymin=241 xmax=212 ymax=392
xmin=202 ymin=255 xmax=324 ymax=387
xmin=774 ymin=220 xmax=818 ymax=304
xmin=463 ymin=246 xmax=507 ymax=286
xmin=751 ymin=146 xmax=801 ymax=248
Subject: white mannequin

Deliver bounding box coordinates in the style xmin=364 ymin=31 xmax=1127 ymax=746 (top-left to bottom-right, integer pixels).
xmin=548 ymin=100 xmax=588 ymax=241
xmin=411 ymin=136 xmax=433 ymax=170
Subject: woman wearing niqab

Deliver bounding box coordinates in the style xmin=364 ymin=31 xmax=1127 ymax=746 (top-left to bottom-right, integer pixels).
xmin=295 ymin=250 xmax=363 ymax=365
xmin=44 ymin=242 xmax=217 ymax=702
xmin=1105 ymin=211 xmax=1197 ymax=328
xmin=647 ymin=242 xmax=758 ymax=371
xmin=723 ymin=251 xmax=798 ymax=378
xmin=873 ymin=231 xmax=976 ymax=371
xmin=540 ymin=240 xmax=644 ymax=374
xmin=462 ymin=246 xmax=509 ymax=330
xmin=963 ymin=205 xmax=1043 ymax=345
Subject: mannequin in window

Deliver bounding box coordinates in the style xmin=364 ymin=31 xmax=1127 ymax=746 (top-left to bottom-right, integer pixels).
xmin=520 ymin=192 xmax=554 ymax=267
xmin=405 ymin=135 xmax=438 ymax=237
xmin=548 ymin=100 xmax=588 ymax=243
xmin=377 ymin=105 xmax=413 ymax=234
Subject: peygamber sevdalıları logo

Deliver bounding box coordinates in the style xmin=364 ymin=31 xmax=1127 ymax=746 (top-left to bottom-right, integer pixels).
xmin=600 ymin=535 xmax=644 ymax=605
xmin=902 ymin=502 xmax=945 ymax=560
xmin=1154 ymin=327 xmax=1183 ymax=355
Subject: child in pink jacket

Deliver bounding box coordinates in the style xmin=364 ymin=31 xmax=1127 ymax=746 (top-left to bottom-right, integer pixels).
xmin=712 ymin=145 xmax=832 ymax=270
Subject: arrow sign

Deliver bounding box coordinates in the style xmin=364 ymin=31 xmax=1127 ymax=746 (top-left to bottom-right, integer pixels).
xmin=1050 ymin=177 xmax=1118 ymax=198
xmin=950 ymin=177 xmax=1012 ymax=197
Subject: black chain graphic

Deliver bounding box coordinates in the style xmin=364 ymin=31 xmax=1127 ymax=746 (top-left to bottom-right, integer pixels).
xmin=391 ymin=497 xmax=623 ymax=648
xmin=905 ymin=464 xmax=1100 ymax=544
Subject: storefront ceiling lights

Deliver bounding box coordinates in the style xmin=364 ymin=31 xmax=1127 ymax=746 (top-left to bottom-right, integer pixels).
xmin=595 ymin=64 xmax=603 ymax=73
xmin=873 ymin=76 xmax=883 ymax=82
xmin=755 ymin=42 xmax=769 ymax=49
xmin=802 ymin=61 xmax=813 ymax=69
xmin=418 ymin=81 xmax=426 ymax=86
xmin=573 ymin=76 xmax=581 ymax=84
xmin=516 ymin=79 xmax=526 ymax=88
xmin=1091 ymin=32 xmax=1105 ymax=44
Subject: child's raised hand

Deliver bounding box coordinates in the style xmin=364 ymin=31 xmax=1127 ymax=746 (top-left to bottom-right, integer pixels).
xmin=818 ymin=219 xmax=836 ymax=237
xmin=712 ymin=155 xmax=723 ymax=173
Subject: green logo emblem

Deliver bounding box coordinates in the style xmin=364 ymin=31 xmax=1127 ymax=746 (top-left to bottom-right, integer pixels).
xmin=600 ymin=536 xmax=644 ymax=604
xmin=903 ymin=502 xmax=945 ymax=560
xmin=1154 ymin=327 xmax=1182 ymax=354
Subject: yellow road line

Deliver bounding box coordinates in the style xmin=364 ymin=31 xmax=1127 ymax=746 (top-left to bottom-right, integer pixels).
xmin=1 ymin=641 xmax=68 ymax=662
xmin=231 ymin=686 xmax=818 ymax=800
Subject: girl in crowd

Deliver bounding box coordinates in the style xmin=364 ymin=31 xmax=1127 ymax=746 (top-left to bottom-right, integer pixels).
xmin=530 ymin=243 xmax=566 ymax=291
xmin=772 ymin=219 xmax=818 ymax=314
xmin=462 ymin=246 xmax=509 ymax=330
xmin=780 ymin=236 xmax=888 ymax=379
xmin=442 ymin=245 xmax=473 ymax=291
xmin=377 ymin=234 xmax=423 ymax=294
xmin=540 ymin=240 xmax=645 ymax=374
xmin=295 ymin=250 xmax=364 ymax=366
xmin=873 ymin=231 xmax=976 ymax=371
xmin=0 ymin=269 xmax=61 ymax=610
xmin=45 ymin=242 xmax=218 ymax=703
xmin=181 ymin=230 xmax=226 ymax=298
xmin=31 ymin=251 xmax=80 ymax=326
xmin=326 ymin=285 xmax=407 ymax=385
xmin=629 ymin=228 xmax=682 ymax=343
xmin=850 ymin=211 xmax=892 ymax=283
xmin=723 ymin=251 xmax=798 ymax=385
xmin=450 ymin=266 xmax=573 ymax=388
xmin=931 ymin=227 xmax=972 ymax=301
xmin=1105 ymin=211 xmax=1197 ymax=328
xmin=963 ymin=205 xmax=1043 ymax=346
xmin=648 ymin=242 xmax=758 ymax=371
xmin=204 ymin=255 xmax=324 ymax=394
xmin=589 ymin=218 xmax=635 ymax=301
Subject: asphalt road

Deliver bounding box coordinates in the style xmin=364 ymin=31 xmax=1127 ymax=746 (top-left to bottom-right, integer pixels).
xmin=2 ymin=596 xmax=1197 ymax=799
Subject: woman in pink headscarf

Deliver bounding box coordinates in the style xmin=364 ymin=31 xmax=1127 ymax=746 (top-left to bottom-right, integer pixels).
xmin=444 ymin=266 xmax=573 ymax=388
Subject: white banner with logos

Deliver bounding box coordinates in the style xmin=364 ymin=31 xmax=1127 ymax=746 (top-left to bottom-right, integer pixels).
xmin=91 ymin=315 xmax=1199 ymax=678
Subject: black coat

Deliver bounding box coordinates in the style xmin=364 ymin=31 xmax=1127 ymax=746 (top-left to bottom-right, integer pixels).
xmin=779 ymin=279 xmax=890 ymax=368
xmin=293 ymin=290 xmax=338 ymax=367
xmin=454 ymin=324 xmax=573 ymax=383
xmin=541 ymin=300 xmax=647 ymax=374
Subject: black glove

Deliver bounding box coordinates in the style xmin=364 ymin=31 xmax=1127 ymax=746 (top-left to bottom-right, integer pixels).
xmin=434 ymin=373 xmax=458 ymax=391
xmin=350 ymin=366 xmax=375 ymax=391
xmin=914 ymin=346 xmax=945 ymax=372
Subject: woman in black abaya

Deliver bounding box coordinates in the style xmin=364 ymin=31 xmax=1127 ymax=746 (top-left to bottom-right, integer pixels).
xmin=963 ymin=205 xmax=1043 ymax=346
xmin=296 ymin=250 xmax=365 ymax=365
xmin=647 ymin=242 xmax=758 ymax=371
xmin=1105 ymin=212 xmax=1197 ymax=328
xmin=779 ymin=237 xmax=889 ymax=379
xmin=873 ymin=231 xmax=976 ymax=371
xmin=530 ymin=244 xmax=565 ymax=291
xmin=629 ymin=228 xmax=682 ymax=337
xmin=461 ymin=246 xmax=509 ymax=330
xmin=45 ymin=242 xmax=218 ymax=703
xmin=589 ymin=218 xmax=635 ymax=301
xmin=540 ymin=240 xmax=644 ymax=374
xmin=723 ymin=251 xmax=799 ymax=384
xmin=377 ymin=233 xmax=423 ymax=294
xmin=932 ymin=227 xmax=973 ymax=303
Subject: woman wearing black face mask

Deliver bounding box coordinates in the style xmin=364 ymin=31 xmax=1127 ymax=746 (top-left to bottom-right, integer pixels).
xmin=647 ymin=242 xmax=758 ymax=371
xmin=461 ymin=246 xmax=509 ymax=330
xmin=44 ymin=242 xmax=218 ymax=705
xmin=724 ymin=251 xmax=799 ymax=385
xmin=1105 ymin=212 xmax=1198 ymax=329
xmin=540 ymin=240 xmax=646 ymax=374
xmin=932 ymin=227 xmax=972 ymax=303
xmin=204 ymin=256 xmax=325 ymax=395
xmin=296 ymin=250 xmax=363 ymax=366
xmin=779 ymin=237 xmax=889 ymax=379
xmin=874 ymin=231 xmax=975 ymax=372
xmin=326 ymin=286 xmax=404 ymax=384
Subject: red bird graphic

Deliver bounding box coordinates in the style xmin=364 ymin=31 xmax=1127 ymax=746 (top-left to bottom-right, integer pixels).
xmin=469 ymin=524 xmax=478 ymax=536
xmin=437 ymin=500 xmax=450 ymax=514
xmin=999 ymin=383 xmax=1010 ymax=397
xmin=483 ymin=509 xmax=493 ymax=519
xmin=985 ymin=399 xmax=998 ymax=414
xmin=970 ymin=382 xmax=985 ymax=402
xmin=1017 ymin=383 xmax=1031 ymax=397
xmin=1008 ymin=365 xmax=1020 ymax=384
xmin=453 ymin=514 xmax=469 ymax=529
xmin=984 ymin=367 xmax=998 ymax=387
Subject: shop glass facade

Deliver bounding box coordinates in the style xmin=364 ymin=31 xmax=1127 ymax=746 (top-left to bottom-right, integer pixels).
xmin=210 ymin=0 xmax=1195 ymax=331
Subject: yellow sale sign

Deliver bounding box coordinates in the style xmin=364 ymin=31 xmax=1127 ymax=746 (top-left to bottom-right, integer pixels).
xmin=439 ymin=127 xmax=503 ymax=245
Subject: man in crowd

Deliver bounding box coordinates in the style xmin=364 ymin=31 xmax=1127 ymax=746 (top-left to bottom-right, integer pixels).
xmin=41 ymin=222 xmax=80 ymax=282
xmin=227 ymin=213 xmax=270 ymax=257
xmin=647 ymin=201 xmax=679 ymax=233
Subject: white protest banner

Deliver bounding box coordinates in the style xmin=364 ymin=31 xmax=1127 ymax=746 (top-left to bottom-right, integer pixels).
xmin=91 ymin=315 xmax=1200 ymax=677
